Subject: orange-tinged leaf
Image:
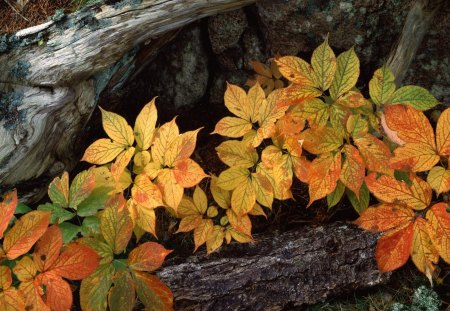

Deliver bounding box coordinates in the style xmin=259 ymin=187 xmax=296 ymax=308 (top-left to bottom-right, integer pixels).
xmin=13 ymin=256 xmax=37 ymax=281
xmin=365 ymin=173 xmax=431 ymax=210
xmin=70 ymin=169 xmax=96 ymax=208
xmin=293 ymin=98 xmax=329 ymax=127
xmin=33 ymin=225 xmax=62 ymax=272
xmin=275 ymin=56 xmax=316 ymax=87
xmin=311 ymin=38 xmax=336 ymax=91
xmin=216 ymin=167 xmax=250 ymax=191
xmin=389 ymin=143 xmax=439 ymax=172
xmin=0 ymin=189 xmax=17 ymax=239
xmin=0 ymin=266 xmax=12 ymax=289
xmin=427 ymin=166 xmax=450 ymax=195
xmin=151 ymin=118 xmax=179 ymax=166
xmin=228 ymin=227 xmax=253 ymax=243
xmin=81 ymin=138 xmax=125 ymax=165
xmin=210 ymin=175 xmax=231 ymax=209
xmin=354 ymin=203 xmax=415 ymax=232
xmin=19 ymin=279 xmax=49 ymax=311
xmin=100 ymin=107 xmax=134 ymax=146
xmin=176 ymin=215 xmax=203 ymax=233
xmin=173 ymin=158 xmax=208 ymax=188
xmin=108 ymin=271 xmax=136 ymax=311
xmin=277 ymin=84 xmax=322 ymax=107
xmin=132 ymin=271 xmax=173 ymax=311
xmin=307 ymin=152 xmax=341 ymax=207
xmin=111 ymin=147 xmax=135 ymax=185
xmin=251 ymin=60 xmax=272 ymax=78
xmin=251 ymin=172 xmax=273 ymax=208
xmin=194 ymin=219 xmax=214 ymax=252
xmin=48 ymin=172 xmax=69 ymax=208
xmin=100 ymin=204 xmax=133 ymax=254
xmin=335 ymin=90 xmax=365 ymax=108
xmin=206 ymin=225 xmax=225 ymax=254
xmin=51 ymin=242 xmax=99 ymax=280
xmin=436 ymin=107 xmax=450 ymax=156
xmin=134 ymin=98 xmax=158 ymax=150
xmin=340 ymin=144 xmax=365 ymax=196
xmin=80 ymin=263 xmax=115 ymax=311
xmin=128 ymin=242 xmax=171 ymax=272
xmin=384 ymin=105 xmax=436 ymax=147
xmin=369 ymin=65 xmax=396 ymax=105
xmin=276 ymin=110 xmax=305 ymax=136
xmin=247 ymin=82 xmax=266 ymax=122
xmin=212 ymin=116 xmax=252 ymax=138
xmin=156 ymin=169 xmax=184 ymax=211
xmin=426 ymin=202 xmax=450 ymax=263
xmin=302 ymin=127 xmax=343 ymax=155
xmin=292 ymin=156 xmax=311 ymax=183
xmin=224 ymin=83 xmax=250 ymax=120
xmin=216 ymin=140 xmax=257 ymax=168
xmin=177 ymin=196 xmax=200 ymax=218
xmin=36 ymin=272 xmax=72 ymax=311
xmin=226 ymin=209 xmax=252 ymax=238
xmin=0 ymin=287 xmax=25 ymax=311
xmin=3 ymin=211 xmax=51 ymax=260
xmin=354 ymin=133 xmax=392 ymax=175
xmin=164 ymin=129 xmax=201 ymax=166
xmin=132 ymin=174 xmax=164 ymax=209
xmin=231 ymin=178 xmax=256 ymax=215
xmin=249 ymin=203 xmax=267 ymax=217
xmin=330 ymin=47 xmax=360 ymax=100
xmin=411 ymin=218 xmax=439 ymax=282
xmin=376 ymin=222 xmax=414 ymax=272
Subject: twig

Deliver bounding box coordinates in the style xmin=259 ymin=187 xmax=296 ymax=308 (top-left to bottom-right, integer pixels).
xmin=3 ymin=0 xmax=30 ymax=22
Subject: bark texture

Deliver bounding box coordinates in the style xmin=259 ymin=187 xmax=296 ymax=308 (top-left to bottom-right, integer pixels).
xmin=158 ymin=222 xmax=390 ymax=310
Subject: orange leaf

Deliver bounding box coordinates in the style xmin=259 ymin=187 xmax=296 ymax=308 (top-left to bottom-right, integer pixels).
xmin=251 ymin=172 xmax=273 ymax=209
xmin=19 ymin=279 xmax=49 ymax=311
xmin=3 ymin=210 xmax=51 ymax=260
xmin=212 ymin=116 xmax=252 ymax=138
xmin=132 ymin=174 xmax=164 ymax=209
xmin=0 ymin=286 xmax=25 ymax=311
xmin=411 ymin=218 xmax=439 ymax=282
xmin=70 ymin=169 xmax=96 ymax=208
xmin=354 ymin=203 xmax=415 ymax=232
xmin=128 ymin=242 xmax=171 ymax=272
xmin=0 ymin=266 xmax=12 ymax=289
xmin=48 ymin=172 xmax=69 ymax=208
xmin=292 ymin=156 xmax=311 ymax=183
xmin=376 ymin=222 xmax=414 ymax=272
xmin=307 ymin=152 xmax=341 ymax=207
xmin=426 ymin=202 xmax=450 ymax=263
xmin=176 ymin=215 xmax=203 ymax=233
xmin=0 ymin=189 xmax=17 ymax=239
xmin=226 ymin=209 xmax=252 ymax=239
xmin=436 ymin=107 xmax=450 ymax=156
xmin=81 ymin=138 xmax=125 ymax=165
xmin=365 ymin=173 xmax=431 ymax=210
xmin=340 ymin=144 xmax=365 ymax=196
xmin=173 ymin=158 xmax=208 ymax=188
xmin=36 ymin=272 xmax=72 ymax=311
xmin=335 ymin=91 xmax=366 ymax=108
xmin=389 ymin=143 xmax=439 ymax=172
xmin=354 ymin=133 xmax=392 ymax=175
xmin=132 ymin=271 xmax=173 ymax=311
xmin=51 ymin=242 xmax=99 ymax=280
xmin=33 ymin=225 xmax=63 ymax=272
xmin=277 ymin=84 xmax=322 ymax=107
xmin=384 ymin=105 xmax=436 ymax=148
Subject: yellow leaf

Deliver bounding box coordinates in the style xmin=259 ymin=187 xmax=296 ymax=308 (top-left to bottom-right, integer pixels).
xmin=311 ymin=38 xmax=336 ymax=91
xmin=228 ymin=227 xmax=253 ymax=244
xmin=156 ymin=169 xmax=184 ymax=211
xmin=193 ymin=186 xmax=208 ymax=215
xmin=81 ymin=138 xmax=125 ymax=165
xmin=389 ymin=143 xmax=439 ymax=172
xmin=248 ymin=203 xmax=267 ymax=218
xmin=276 ymin=84 xmax=322 ymax=107
xmin=275 ymin=56 xmax=317 ymax=87
xmin=436 ymin=107 xmax=450 ymax=156
xmin=296 ymin=98 xmax=330 ymax=127
xmin=210 ymin=175 xmax=231 ymax=209
xmin=369 ymin=65 xmax=396 ymax=105
xmin=231 ymin=177 xmax=256 ymax=215
xmin=251 ymin=172 xmax=273 ymax=208
xmin=172 ymin=158 xmax=208 ymax=188
xmin=411 ymin=218 xmax=439 ymax=283
xmin=307 ymin=152 xmax=341 ymax=207
xmin=340 ymin=144 xmax=365 ymax=197
xmin=216 ymin=140 xmax=257 ymax=168
xmin=224 ymin=83 xmax=250 ymax=120
xmin=132 ymin=174 xmax=164 ymax=209
xmin=100 ymin=107 xmax=134 ymax=146
xmin=69 ymin=169 xmax=96 ymax=209
xmin=426 ymin=203 xmax=450 ymax=263
xmin=100 ymin=204 xmax=133 ymax=254
xmin=346 ymin=114 xmax=368 ymax=137
xmin=330 ymin=47 xmax=360 ymax=100
xmin=177 ymin=196 xmax=199 ymax=218
xmin=194 ymin=219 xmax=213 ymax=252
xmin=212 ymin=117 xmax=252 ymax=138
xmin=247 ymin=82 xmax=265 ymax=123
xmin=226 ymin=209 xmax=252 ymax=238
xmin=133 ymin=151 xmax=151 ymax=174
xmin=216 ymin=167 xmax=250 ymax=191
xmin=143 ymin=161 xmax=161 ymax=180
xmin=335 ymin=90 xmax=366 ymax=108
xmin=13 ymin=256 xmax=37 ymax=282
xmin=177 ymin=215 xmax=202 ymax=233
xmin=0 ymin=287 xmax=25 ymax=311
xmin=136 ymin=206 xmax=157 ymax=238
xmin=151 ymin=118 xmax=179 ymax=166
xmin=111 ymin=147 xmax=135 ymax=185
xmin=0 ymin=266 xmax=12 ymax=289
xmin=427 ymin=166 xmax=450 ymax=195
xmin=206 ymin=225 xmax=224 ymax=254
xmin=134 ymin=98 xmax=157 ymax=150
xmin=302 ymin=127 xmax=343 ymax=155
xmin=164 ymin=129 xmax=201 ymax=166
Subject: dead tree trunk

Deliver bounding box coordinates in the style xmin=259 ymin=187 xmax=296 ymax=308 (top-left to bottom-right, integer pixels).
xmin=158 ymin=222 xmax=390 ymax=310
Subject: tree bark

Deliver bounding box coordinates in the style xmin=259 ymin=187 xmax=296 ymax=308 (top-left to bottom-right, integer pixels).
xmin=157 ymin=222 xmax=390 ymax=310
xmin=0 ymin=0 xmax=255 ymax=201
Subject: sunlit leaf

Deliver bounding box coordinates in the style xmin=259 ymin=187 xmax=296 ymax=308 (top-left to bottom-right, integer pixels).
xmin=224 ymin=83 xmax=250 ymax=120
xmin=212 ymin=117 xmax=252 ymax=138
xmin=369 ymin=65 xmax=396 ymax=105
xmin=426 ymin=203 xmax=450 ymax=263
xmin=0 ymin=189 xmax=17 ymax=239
xmin=275 ymin=56 xmax=317 ymax=87
xmin=36 ymin=272 xmax=72 ymax=311
xmin=354 ymin=133 xmax=392 ymax=175
xmin=128 ymin=242 xmax=171 ymax=272
xmin=276 ymin=84 xmax=322 ymax=107
xmin=206 ymin=225 xmax=225 ymax=255
xmin=355 ymin=203 xmax=415 ymax=232
xmin=111 ymin=147 xmax=135 ymax=186
xmin=100 ymin=107 xmax=134 ymax=146
xmin=194 ymin=219 xmax=214 ymax=252
xmin=132 ymin=174 xmax=163 ymax=210
xmin=69 ymin=169 xmax=96 ymax=208
xmin=81 ymin=139 xmax=125 ymax=165
xmin=427 ymin=166 xmax=450 ymax=195
xmin=346 ymin=184 xmax=370 ymax=214
xmin=340 ymin=144 xmax=365 ymax=196
xmin=216 ymin=140 xmax=257 ymax=168
xmin=330 ymin=47 xmax=359 ymax=99
xmin=0 ymin=266 xmax=12 ymax=289
xmin=389 ymin=143 xmax=439 ymax=172
xmin=0 ymin=285 xmax=25 ymax=311
xmin=193 ymin=186 xmax=208 ymax=215
xmin=436 ymin=107 xmax=450 ymax=156
xmin=210 ymin=175 xmax=231 ymax=209
xmin=48 ymin=172 xmax=69 ymax=208
xmin=164 ymin=129 xmax=201 ymax=166
xmin=226 ymin=209 xmax=252 ymax=239
xmin=231 ymin=177 xmax=256 ymax=215
xmin=327 ymin=180 xmax=345 ymax=209
xmin=134 ymin=98 xmax=158 ymax=150
xmin=173 ymin=158 xmax=208 ymax=188
xmin=247 ymin=82 xmax=266 ymax=122
xmin=13 ymin=256 xmax=37 ymax=281
xmin=51 ymin=242 xmax=99 ymax=280
xmin=311 ymin=38 xmax=336 ymax=91
xmin=302 ymin=127 xmax=343 ymax=155
xmin=156 ymin=169 xmax=184 ymax=211
xmin=132 ymin=271 xmax=173 ymax=311
xmin=151 ymin=118 xmax=179 ymax=166
xmin=33 ymin=225 xmax=62 ymax=272
xmin=216 ymin=167 xmax=250 ymax=191
xmin=251 ymin=172 xmax=273 ymax=208
xmin=100 ymin=203 xmax=133 ymax=254
xmin=389 ymin=85 xmax=438 ymax=110
xmin=411 ymin=218 xmax=439 ymax=283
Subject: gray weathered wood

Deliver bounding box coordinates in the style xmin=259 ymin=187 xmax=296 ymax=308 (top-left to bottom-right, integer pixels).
xmin=158 ymin=222 xmax=390 ymax=310
xmin=0 ymin=0 xmax=255 ymax=201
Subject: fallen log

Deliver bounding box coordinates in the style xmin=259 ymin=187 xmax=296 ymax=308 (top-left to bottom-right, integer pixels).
xmin=158 ymin=222 xmax=390 ymax=310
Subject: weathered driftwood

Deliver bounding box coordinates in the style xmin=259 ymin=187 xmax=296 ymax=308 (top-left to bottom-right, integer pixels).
xmin=0 ymin=0 xmax=255 ymax=201
xmin=157 ymin=222 xmax=390 ymax=310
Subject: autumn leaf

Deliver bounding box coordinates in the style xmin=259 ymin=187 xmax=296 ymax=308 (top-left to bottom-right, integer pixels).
xmin=151 ymin=118 xmax=179 ymax=166
xmin=231 ymin=177 xmax=256 ymax=215
xmin=216 ymin=140 xmax=257 ymax=168
xmin=212 ymin=117 xmax=252 ymax=138
xmin=132 ymin=174 xmax=164 ymax=209
xmin=206 ymin=225 xmax=225 ymax=254
xmin=134 ymin=98 xmax=158 ymax=150
xmin=0 ymin=266 xmax=25 ymax=311
xmin=108 ymin=271 xmax=136 ymax=311
xmin=194 ymin=219 xmax=214 ymax=252
xmin=155 ymin=169 xmax=184 ymax=211
xmin=226 ymin=209 xmax=253 ymax=240
xmin=311 ymin=37 xmax=336 ymax=91
xmin=436 ymin=107 xmax=450 ymax=156
xmin=427 ymin=166 xmax=450 ymax=195
xmin=80 ymin=263 xmax=115 ymax=311
xmin=100 ymin=107 xmax=134 ymax=147
xmin=389 ymin=85 xmax=438 ymax=111
xmin=340 ymin=144 xmax=365 ymax=197
xmin=276 ymin=84 xmax=322 ymax=107
xmin=33 ymin=225 xmax=63 ymax=272
xmin=426 ymin=202 xmax=450 ymax=263
xmin=369 ymin=65 xmax=396 ymax=105
xmin=50 ymin=242 xmax=99 ymax=280
xmin=100 ymin=199 xmax=133 ymax=254
xmin=132 ymin=271 xmax=173 ymax=311
xmin=275 ymin=56 xmax=317 ymax=87
xmin=48 ymin=172 xmax=69 ymax=208
xmin=354 ymin=203 xmax=415 ymax=232
xmin=354 ymin=133 xmax=392 ymax=175
xmin=411 ymin=218 xmax=439 ymax=283
xmin=302 ymin=126 xmax=343 ymax=155
xmin=128 ymin=242 xmax=172 ymax=272
xmin=0 ymin=189 xmax=17 ymax=239
xmin=82 ymin=138 xmax=125 ymax=165
xmin=172 ymin=158 xmax=208 ymax=188
xmin=3 ymin=210 xmax=51 ymax=260
xmin=330 ymin=47 xmax=360 ymax=100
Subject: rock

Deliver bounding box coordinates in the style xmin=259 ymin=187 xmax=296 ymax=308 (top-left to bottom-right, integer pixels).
xmin=208 ymin=9 xmax=248 ymax=54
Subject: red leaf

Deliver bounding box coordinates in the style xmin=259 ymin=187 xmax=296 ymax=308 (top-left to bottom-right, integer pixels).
xmin=51 ymin=242 xmax=99 ymax=280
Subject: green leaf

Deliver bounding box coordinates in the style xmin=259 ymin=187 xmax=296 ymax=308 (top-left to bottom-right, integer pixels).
xmin=108 ymin=271 xmax=135 ymax=311
xmin=77 ymin=186 xmax=113 ymax=217
xmin=389 ymin=85 xmax=438 ymax=110
xmin=369 ymin=65 xmax=396 ymax=105
xmin=311 ymin=37 xmax=336 ymax=91
xmin=330 ymin=47 xmax=360 ymax=99
xmin=14 ymin=203 xmax=31 ymax=214
xmin=80 ymin=263 xmax=115 ymax=311
xmin=37 ymin=203 xmax=75 ymax=224
xmin=81 ymin=216 xmax=101 ymax=237
xmin=69 ymin=169 xmax=95 ymax=208
xmin=59 ymin=223 xmax=80 ymax=243
xmin=327 ymin=181 xmax=345 ymax=209
xmin=346 ymin=183 xmax=370 ymax=214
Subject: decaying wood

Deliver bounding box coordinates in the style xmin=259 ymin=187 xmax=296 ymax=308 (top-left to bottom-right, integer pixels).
xmin=0 ymin=0 xmax=255 ymax=201
xmin=158 ymin=222 xmax=390 ymax=310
